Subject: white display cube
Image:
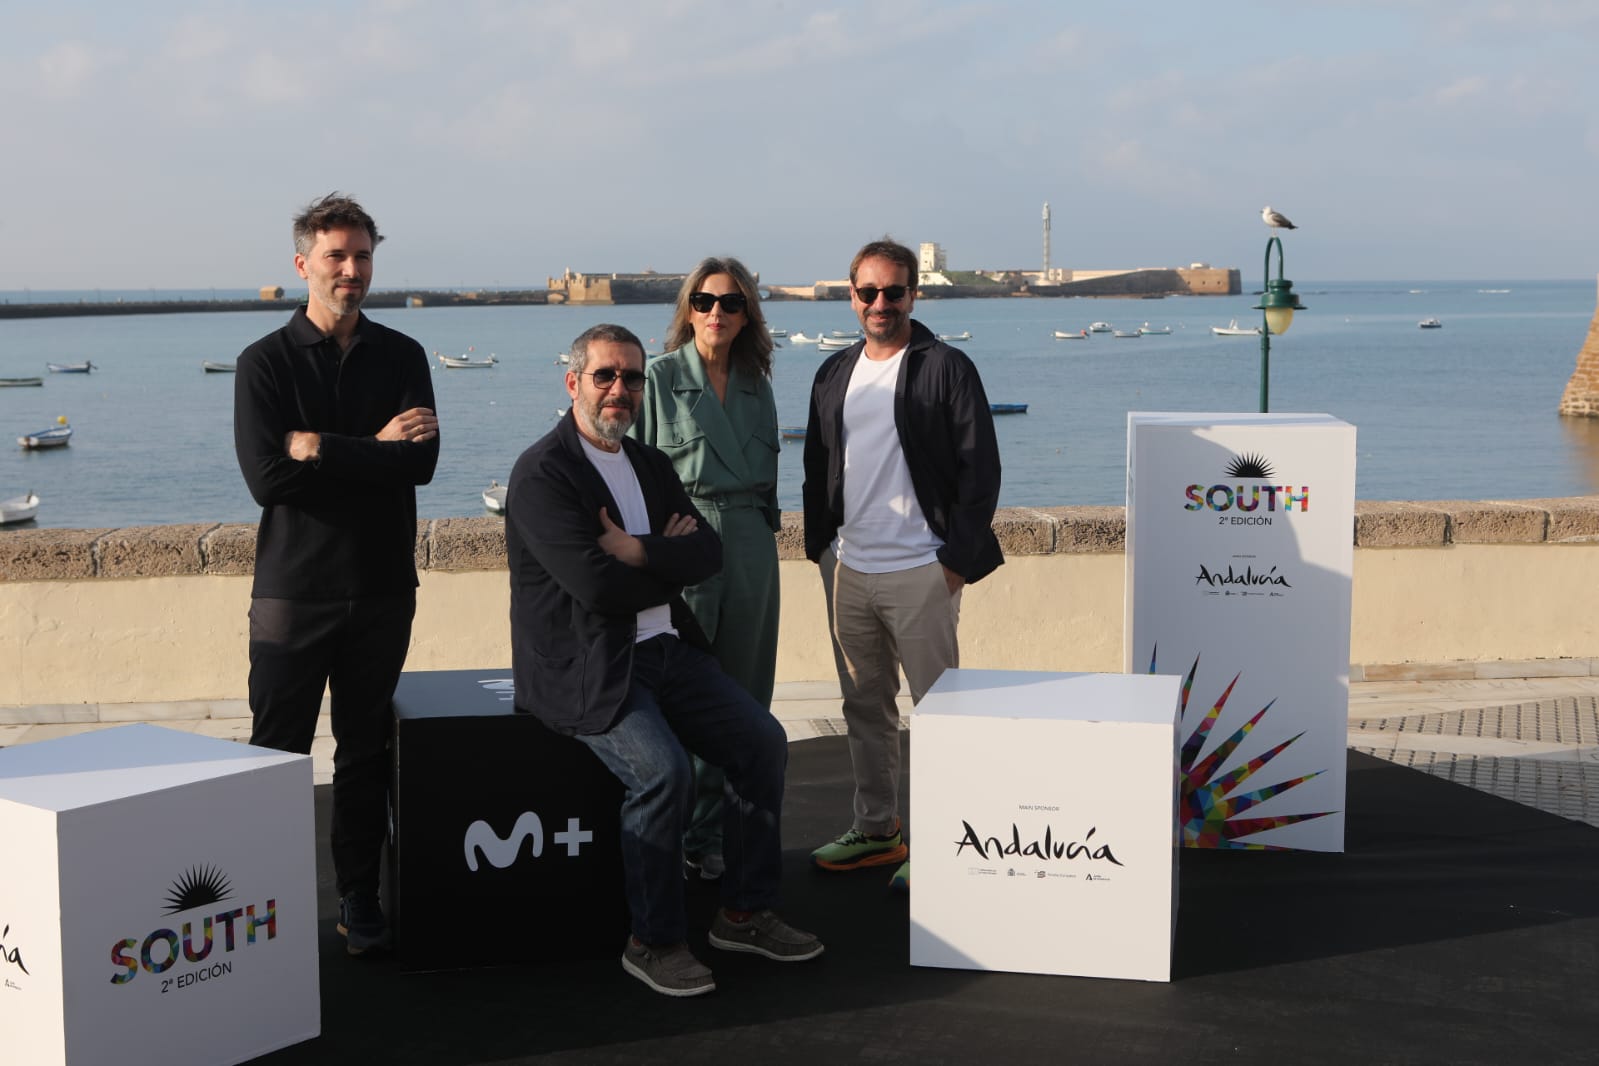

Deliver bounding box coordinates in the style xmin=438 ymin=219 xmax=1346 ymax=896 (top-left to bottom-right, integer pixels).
xmin=910 ymin=669 xmax=1181 ymax=982
xmin=0 ymin=724 xmax=319 ymax=1066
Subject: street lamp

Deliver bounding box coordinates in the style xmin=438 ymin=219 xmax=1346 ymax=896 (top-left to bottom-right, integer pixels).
xmin=1252 ymin=235 xmax=1306 ymax=412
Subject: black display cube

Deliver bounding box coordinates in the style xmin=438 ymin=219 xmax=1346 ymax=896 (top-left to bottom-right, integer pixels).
xmin=389 ymin=669 xmax=627 ymax=972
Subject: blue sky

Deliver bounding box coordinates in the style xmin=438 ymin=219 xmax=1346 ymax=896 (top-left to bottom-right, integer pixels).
xmin=3 ymin=1 xmax=1596 ymax=289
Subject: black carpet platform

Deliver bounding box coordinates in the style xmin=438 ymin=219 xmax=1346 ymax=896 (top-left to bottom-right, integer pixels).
xmin=256 ymin=739 xmax=1599 ymax=1066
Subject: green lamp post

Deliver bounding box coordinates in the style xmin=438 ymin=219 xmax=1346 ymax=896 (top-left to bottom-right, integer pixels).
xmin=1253 ymin=235 xmax=1306 ymax=412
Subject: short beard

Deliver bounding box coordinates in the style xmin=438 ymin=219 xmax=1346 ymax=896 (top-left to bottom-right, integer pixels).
xmin=314 ymin=288 xmax=363 ymax=318
xmin=580 ymin=401 xmax=633 ymax=446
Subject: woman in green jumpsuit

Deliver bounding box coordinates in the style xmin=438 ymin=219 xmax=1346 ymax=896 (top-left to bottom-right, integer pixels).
xmin=629 ymin=257 xmax=781 ymax=879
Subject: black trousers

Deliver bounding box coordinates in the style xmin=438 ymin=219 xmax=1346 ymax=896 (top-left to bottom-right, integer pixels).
xmin=248 ymin=592 xmax=416 ymax=898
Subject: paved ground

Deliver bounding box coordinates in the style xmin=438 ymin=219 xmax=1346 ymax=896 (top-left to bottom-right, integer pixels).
xmin=4 ymin=671 xmax=1597 ymax=828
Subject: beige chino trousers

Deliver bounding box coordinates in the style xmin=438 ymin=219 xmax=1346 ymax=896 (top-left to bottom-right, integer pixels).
xmin=819 ymin=546 xmax=962 ymax=838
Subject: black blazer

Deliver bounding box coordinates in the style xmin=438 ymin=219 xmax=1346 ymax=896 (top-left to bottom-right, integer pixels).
xmin=506 ymin=413 xmax=722 ymax=735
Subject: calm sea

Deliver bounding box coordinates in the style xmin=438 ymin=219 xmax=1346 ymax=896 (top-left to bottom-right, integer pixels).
xmin=2 ymin=281 xmax=1596 ymax=529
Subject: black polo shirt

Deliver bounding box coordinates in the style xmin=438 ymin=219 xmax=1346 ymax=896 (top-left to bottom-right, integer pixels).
xmin=234 ymin=307 xmax=438 ymax=599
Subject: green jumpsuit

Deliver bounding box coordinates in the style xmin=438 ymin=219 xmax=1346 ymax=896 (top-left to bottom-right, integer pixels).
xmin=629 ymin=341 xmax=782 ymax=861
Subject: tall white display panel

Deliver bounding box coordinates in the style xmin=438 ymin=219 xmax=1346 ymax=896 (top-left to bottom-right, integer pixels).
xmin=1126 ymin=413 xmax=1356 ymax=852
xmin=0 ymin=725 xmax=319 ymax=1065
xmin=910 ymin=669 xmax=1182 ymax=982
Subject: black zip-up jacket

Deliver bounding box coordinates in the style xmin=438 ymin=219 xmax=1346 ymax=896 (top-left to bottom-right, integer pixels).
xmin=801 ymin=320 xmax=1004 ymax=583
xmin=234 ymin=307 xmax=438 ymax=599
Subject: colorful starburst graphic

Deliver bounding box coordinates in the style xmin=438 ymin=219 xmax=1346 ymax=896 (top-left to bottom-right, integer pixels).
xmin=1151 ymin=647 xmax=1335 ymax=849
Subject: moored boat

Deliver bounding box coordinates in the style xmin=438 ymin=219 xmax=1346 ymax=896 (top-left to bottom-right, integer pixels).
xmin=1112 ymin=330 xmax=1141 ymax=338
xmin=1418 ymin=318 xmax=1443 ymax=329
xmin=46 ymin=361 xmax=95 ymax=373
xmin=787 ymin=332 xmax=820 ymax=344
xmin=202 ymin=360 xmax=237 ymax=373
xmin=1137 ymin=324 xmax=1172 ymax=335
xmin=767 ymin=327 xmax=788 ymax=338
xmin=483 ymin=480 xmax=507 ymax=514
xmin=1087 ymin=322 xmax=1113 ymax=333
xmin=0 ymin=377 xmax=43 ymax=387
xmin=19 ymin=417 xmax=72 ymax=449
xmin=1053 ymin=329 xmax=1087 ymax=339
xmin=989 ymin=403 xmax=1028 ymax=415
xmin=937 ymin=331 xmax=972 ymax=341
xmin=438 ymin=352 xmax=498 ymax=369
xmin=816 ymin=335 xmax=854 ymax=352
xmin=1211 ymin=319 xmax=1262 ymax=336
xmin=779 ymin=425 xmax=806 ymax=441
xmin=0 ymin=492 xmax=40 ymax=525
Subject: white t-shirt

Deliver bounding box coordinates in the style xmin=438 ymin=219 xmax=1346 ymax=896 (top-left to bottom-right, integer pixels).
xmin=833 ymin=346 xmax=943 ymax=573
xmin=581 ymin=438 xmax=676 ymax=643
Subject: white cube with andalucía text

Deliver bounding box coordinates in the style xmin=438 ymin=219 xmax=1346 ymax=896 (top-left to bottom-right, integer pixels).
xmin=0 ymin=724 xmax=319 ymax=1066
xmin=909 ymin=669 xmax=1182 ymax=982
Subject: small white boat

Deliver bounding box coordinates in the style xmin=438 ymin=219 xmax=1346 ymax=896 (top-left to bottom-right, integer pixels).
xmin=787 ymin=332 xmax=820 ymax=344
xmin=816 ymin=335 xmax=854 ymax=352
xmin=1212 ymin=319 xmax=1262 ymax=337
xmin=202 ymin=360 xmax=236 ymax=373
xmin=483 ymin=480 xmax=507 ymax=514
xmin=555 ymin=352 xmax=572 ymax=365
xmin=1053 ymin=329 xmax=1087 ymax=340
xmin=0 ymin=492 xmax=40 ymax=525
xmin=1112 ymin=330 xmax=1141 ymax=339
xmin=438 ymin=351 xmax=497 ymax=369
xmin=1137 ymin=324 xmax=1172 ymax=336
xmin=19 ymin=417 xmax=72 ymax=449
xmin=1088 ymin=322 xmax=1113 ymax=333
xmin=46 ymin=361 xmax=95 ymax=373
xmin=767 ymin=327 xmax=788 ymax=338
xmin=937 ymin=331 xmax=972 ymax=342
xmin=829 ymin=329 xmax=863 ymax=339
xmin=1418 ymin=318 xmax=1443 ymax=330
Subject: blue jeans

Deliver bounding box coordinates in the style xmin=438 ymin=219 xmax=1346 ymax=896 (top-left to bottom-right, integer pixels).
xmin=575 ymin=635 xmax=788 ymax=945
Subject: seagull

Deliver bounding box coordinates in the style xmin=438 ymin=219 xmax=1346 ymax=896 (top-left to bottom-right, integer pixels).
xmin=1262 ymin=206 xmax=1297 ymax=230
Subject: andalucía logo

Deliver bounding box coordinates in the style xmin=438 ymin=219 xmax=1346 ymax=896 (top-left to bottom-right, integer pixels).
xmin=953 ymin=821 xmax=1124 ymax=866
xmin=109 ymin=865 xmax=276 ymax=989
xmin=1184 ymin=453 xmax=1309 ymax=525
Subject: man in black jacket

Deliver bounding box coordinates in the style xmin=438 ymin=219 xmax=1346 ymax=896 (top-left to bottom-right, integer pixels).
xmin=506 ymin=324 xmax=821 ymax=998
xmin=234 ymin=193 xmax=438 ymax=956
xmin=802 ymin=238 xmax=1003 ymax=892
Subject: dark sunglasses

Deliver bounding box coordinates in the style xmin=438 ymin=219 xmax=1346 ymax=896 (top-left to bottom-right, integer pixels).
xmin=581 ymin=368 xmax=647 ymax=392
xmin=688 ymin=291 xmax=747 ymax=314
xmin=853 ymin=284 xmax=910 ymax=305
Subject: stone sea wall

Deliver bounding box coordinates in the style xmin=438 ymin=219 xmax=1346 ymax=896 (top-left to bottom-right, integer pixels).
xmin=5 ymin=498 xmax=1599 ymax=709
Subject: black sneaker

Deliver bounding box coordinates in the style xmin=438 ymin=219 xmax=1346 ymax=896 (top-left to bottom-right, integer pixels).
xmin=621 ymin=938 xmax=716 ymax=997
xmin=336 ymin=893 xmax=390 ymax=956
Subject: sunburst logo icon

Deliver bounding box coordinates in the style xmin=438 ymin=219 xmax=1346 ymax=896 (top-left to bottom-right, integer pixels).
xmin=1150 ymin=648 xmax=1333 ymax=849
xmin=1225 ymin=453 xmax=1275 ymax=480
xmin=163 ymin=865 xmax=233 ymax=914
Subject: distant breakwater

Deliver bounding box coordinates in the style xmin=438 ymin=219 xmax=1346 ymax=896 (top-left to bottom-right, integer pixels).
xmin=0 ymin=290 xmax=554 ymax=320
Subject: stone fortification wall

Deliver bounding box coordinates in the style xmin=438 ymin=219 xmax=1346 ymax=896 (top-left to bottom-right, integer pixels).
xmin=1557 ymin=276 xmax=1599 ymax=416
xmin=7 ymin=498 xmax=1599 ymax=709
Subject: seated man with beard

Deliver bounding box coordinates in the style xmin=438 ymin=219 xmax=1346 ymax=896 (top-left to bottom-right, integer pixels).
xmin=503 ymin=323 xmax=823 ymax=998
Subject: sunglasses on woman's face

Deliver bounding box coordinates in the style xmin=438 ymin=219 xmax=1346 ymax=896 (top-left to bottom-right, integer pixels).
xmin=689 ymin=291 xmax=747 ymax=315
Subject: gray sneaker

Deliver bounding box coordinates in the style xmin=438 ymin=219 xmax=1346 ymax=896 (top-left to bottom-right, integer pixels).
xmin=621 ymin=938 xmax=716 ymax=997
xmin=707 ymin=909 xmax=825 ymax=962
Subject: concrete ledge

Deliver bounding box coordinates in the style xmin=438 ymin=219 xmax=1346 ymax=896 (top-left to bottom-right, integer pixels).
xmin=13 ymin=497 xmax=1599 ymax=581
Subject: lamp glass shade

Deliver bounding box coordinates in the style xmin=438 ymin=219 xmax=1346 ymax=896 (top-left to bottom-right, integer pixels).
xmin=1264 ymin=306 xmax=1296 ymax=336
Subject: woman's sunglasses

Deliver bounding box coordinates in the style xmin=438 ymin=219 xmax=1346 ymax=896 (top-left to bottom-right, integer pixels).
xmin=689 ymin=291 xmax=747 ymax=315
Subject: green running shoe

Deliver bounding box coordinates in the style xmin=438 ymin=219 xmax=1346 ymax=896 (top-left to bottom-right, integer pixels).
xmin=810 ymin=826 xmax=908 ymax=871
